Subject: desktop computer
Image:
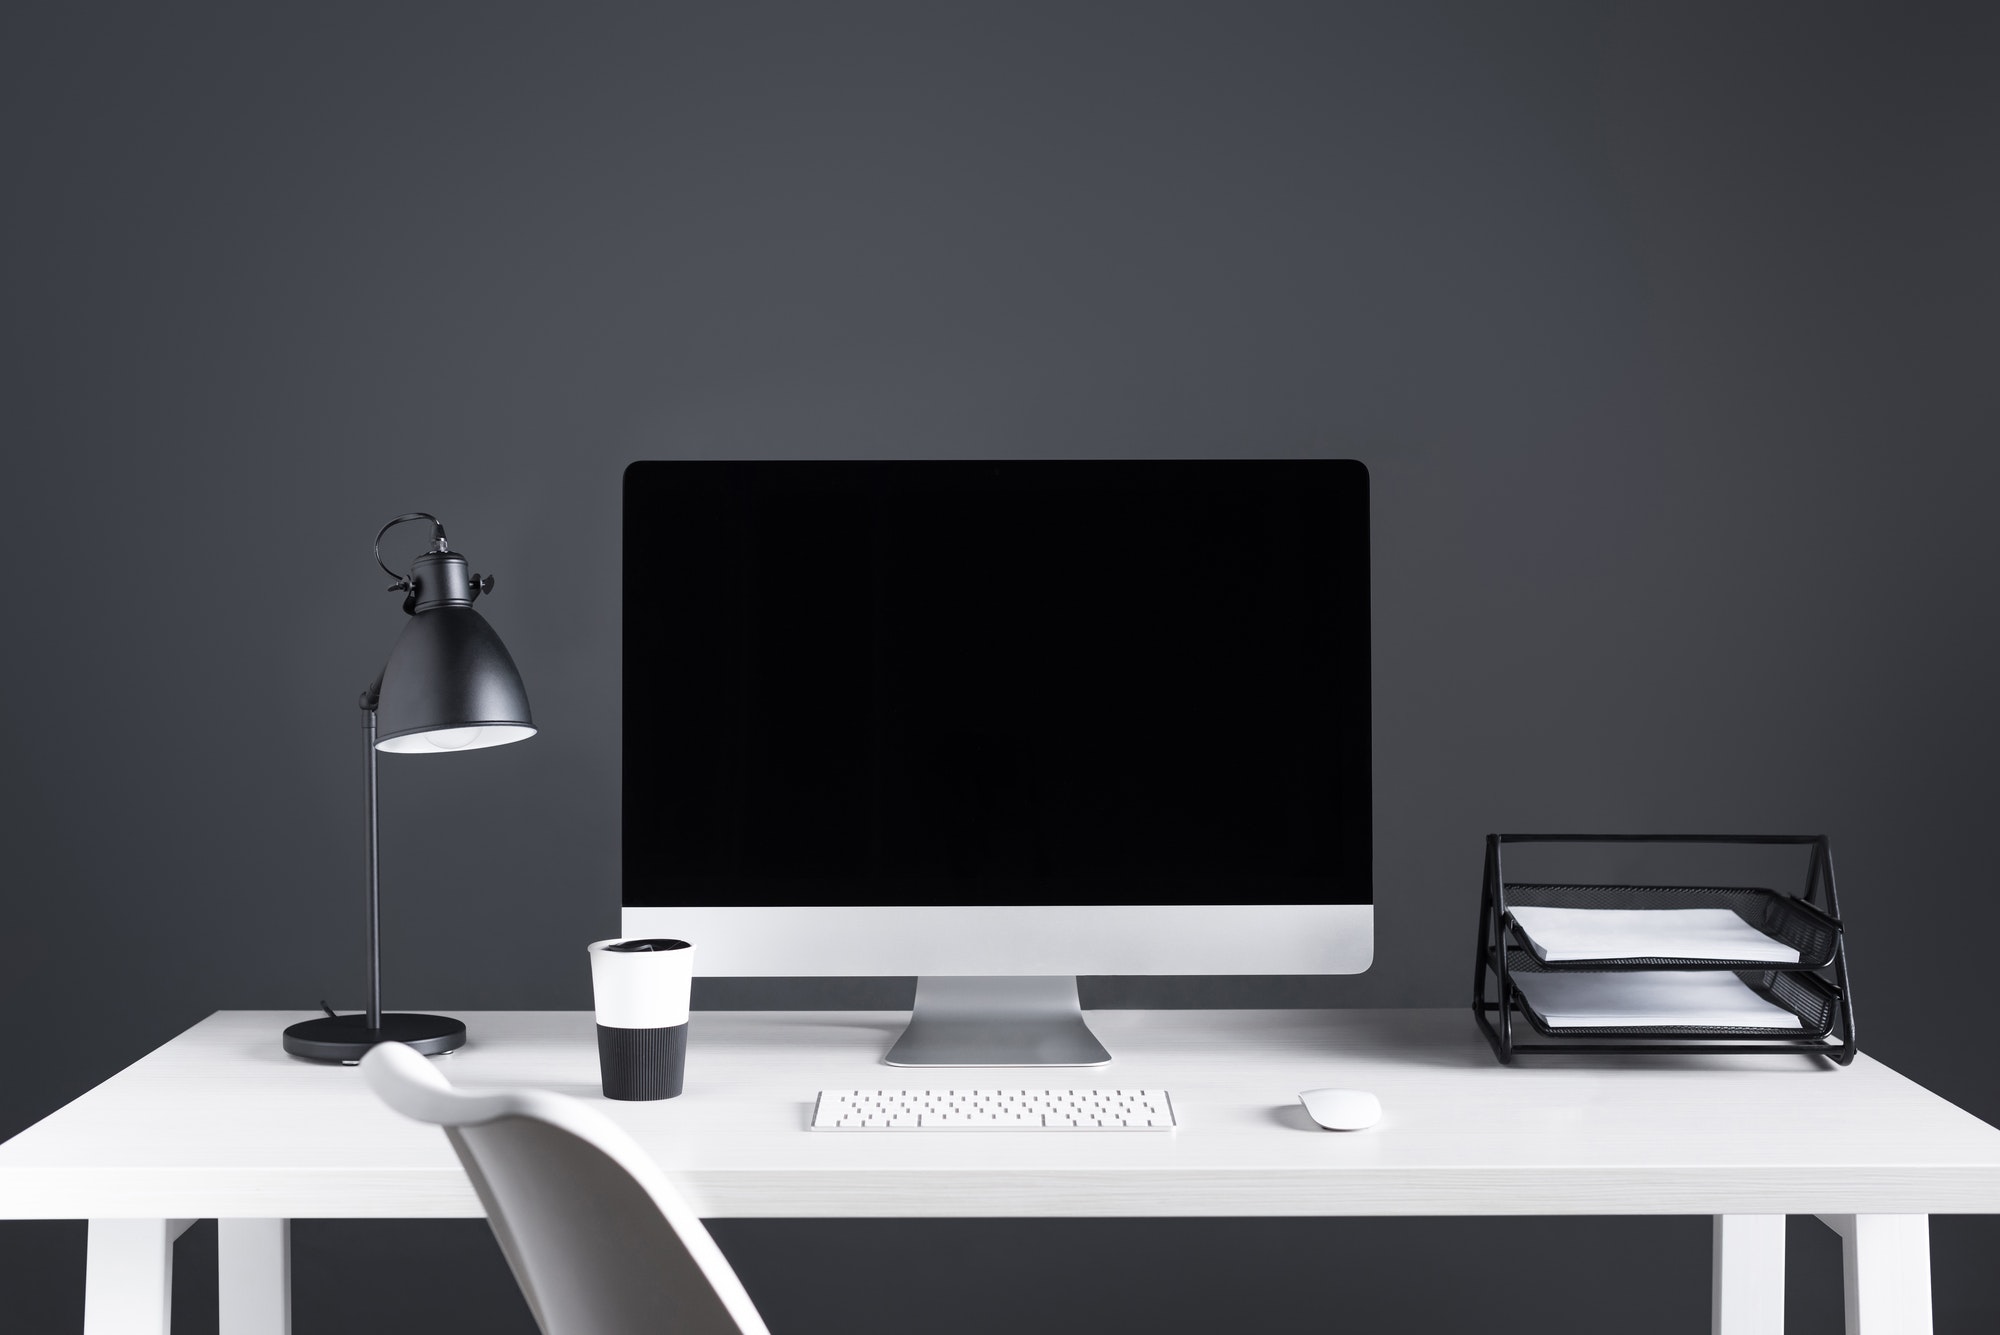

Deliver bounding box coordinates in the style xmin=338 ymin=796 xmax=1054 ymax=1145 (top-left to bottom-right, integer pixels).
xmin=623 ymin=460 xmax=1371 ymax=1066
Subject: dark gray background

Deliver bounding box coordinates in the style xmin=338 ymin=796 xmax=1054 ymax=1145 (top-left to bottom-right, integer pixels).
xmin=3 ymin=2 xmax=1996 ymax=1330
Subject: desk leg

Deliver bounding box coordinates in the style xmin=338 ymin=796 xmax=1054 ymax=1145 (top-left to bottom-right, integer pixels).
xmin=83 ymin=1219 xmax=193 ymax=1335
xmin=1712 ymin=1214 xmax=1785 ymax=1335
xmin=1817 ymin=1214 xmax=1932 ymax=1335
xmin=218 ymin=1220 xmax=291 ymax=1335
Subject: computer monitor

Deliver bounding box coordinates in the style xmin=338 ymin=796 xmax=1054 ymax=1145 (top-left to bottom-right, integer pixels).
xmin=623 ymin=460 xmax=1371 ymax=1065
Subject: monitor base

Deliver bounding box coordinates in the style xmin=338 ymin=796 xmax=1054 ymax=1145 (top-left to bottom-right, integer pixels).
xmin=884 ymin=976 xmax=1113 ymax=1067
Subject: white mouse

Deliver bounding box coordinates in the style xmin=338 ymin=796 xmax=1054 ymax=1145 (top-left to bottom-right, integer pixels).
xmin=1299 ymin=1087 xmax=1380 ymax=1131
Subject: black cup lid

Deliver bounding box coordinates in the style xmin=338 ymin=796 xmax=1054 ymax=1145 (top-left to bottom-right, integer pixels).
xmin=604 ymin=938 xmax=691 ymax=953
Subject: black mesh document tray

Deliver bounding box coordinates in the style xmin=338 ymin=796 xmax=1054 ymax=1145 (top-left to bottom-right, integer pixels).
xmin=1501 ymin=883 xmax=1841 ymax=971
xmin=1472 ymin=835 xmax=1856 ymax=1065
xmin=1504 ymin=949 xmax=1841 ymax=1039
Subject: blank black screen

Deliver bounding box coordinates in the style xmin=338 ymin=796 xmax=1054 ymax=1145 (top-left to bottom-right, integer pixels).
xmin=623 ymin=461 xmax=1369 ymax=907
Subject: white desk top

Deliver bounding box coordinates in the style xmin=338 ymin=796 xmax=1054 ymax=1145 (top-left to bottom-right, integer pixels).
xmin=3 ymin=1009 xmax=1998 ymax=1221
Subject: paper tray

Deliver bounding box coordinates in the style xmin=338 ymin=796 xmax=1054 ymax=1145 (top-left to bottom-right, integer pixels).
xmin=1503 ymin=950 xmax=1840 ymax=1038
xmin=1501 ymin=883 xmax=1840 ymax=971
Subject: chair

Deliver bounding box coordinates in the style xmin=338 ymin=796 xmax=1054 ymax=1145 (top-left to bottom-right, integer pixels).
xmin=362 ymin=1042 xmax=771 ymax=1335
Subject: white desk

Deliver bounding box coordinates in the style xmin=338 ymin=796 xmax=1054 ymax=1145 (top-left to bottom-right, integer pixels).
xmin=3 ymin=1009 xmax=1996 ymax=1334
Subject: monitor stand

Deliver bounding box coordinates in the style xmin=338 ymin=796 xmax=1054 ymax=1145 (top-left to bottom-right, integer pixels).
xmin=883 ymin=976 xmax=1113 ymax=1067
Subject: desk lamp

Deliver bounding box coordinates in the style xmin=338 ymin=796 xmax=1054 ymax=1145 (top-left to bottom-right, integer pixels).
xmin=282 ymin=513 xmax=535 ymax=1062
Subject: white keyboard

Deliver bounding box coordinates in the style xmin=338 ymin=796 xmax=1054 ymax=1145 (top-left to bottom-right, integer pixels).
xmin=811 ymin=1088 xmax=1177 ymax=1131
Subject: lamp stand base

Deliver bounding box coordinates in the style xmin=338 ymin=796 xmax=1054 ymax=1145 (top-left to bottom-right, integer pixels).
xmin=282 ymin=1012 xmax=467 ymax=1063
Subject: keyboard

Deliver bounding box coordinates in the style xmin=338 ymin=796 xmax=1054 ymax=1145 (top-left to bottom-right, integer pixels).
xmin=811 ymin=1088 xmax=1177 ymax=1131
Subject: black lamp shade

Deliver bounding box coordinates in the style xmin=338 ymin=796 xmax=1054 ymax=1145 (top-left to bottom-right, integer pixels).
xmin=374 ymin=605 xmax=535 ymax=754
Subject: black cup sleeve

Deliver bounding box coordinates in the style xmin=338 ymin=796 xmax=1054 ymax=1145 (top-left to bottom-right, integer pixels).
xmin=596 ymin=1022 xmax=687 ymax=1100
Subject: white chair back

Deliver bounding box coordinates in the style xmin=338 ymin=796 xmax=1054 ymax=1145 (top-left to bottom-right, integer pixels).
xmin=362 ymin=1042 xmax=770 ymax=1335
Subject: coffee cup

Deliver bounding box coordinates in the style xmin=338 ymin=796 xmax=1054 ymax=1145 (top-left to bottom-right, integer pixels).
xmin=587 ymin=938 xmax=693 ymax=1100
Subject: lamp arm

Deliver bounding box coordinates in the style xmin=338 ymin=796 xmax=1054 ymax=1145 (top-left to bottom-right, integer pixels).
xmin=361 ymin=689 xmax=383 ymax=1030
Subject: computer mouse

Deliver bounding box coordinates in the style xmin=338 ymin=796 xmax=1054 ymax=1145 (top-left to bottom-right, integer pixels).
xmin=1299 ymin=1088 xmax=1380 ymax=1131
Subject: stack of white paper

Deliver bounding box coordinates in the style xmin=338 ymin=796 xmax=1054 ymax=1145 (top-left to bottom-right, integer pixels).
xmin=1508 ymin=906 xmax=1799 ymax=964
xmin=1511 ymin=969 xmax=1805 ymax=1030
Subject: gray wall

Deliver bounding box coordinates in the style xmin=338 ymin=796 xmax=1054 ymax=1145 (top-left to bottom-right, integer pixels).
xmin=4 ymin=2 xmax=1997 ymax=1329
